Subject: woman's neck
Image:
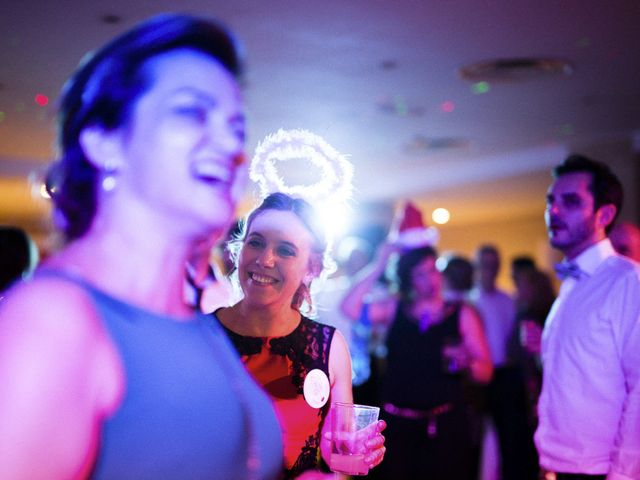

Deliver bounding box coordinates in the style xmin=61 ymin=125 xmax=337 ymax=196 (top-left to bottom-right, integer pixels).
xmin=47 ymin=228 xmax=193 ymax=318
xmin=221 ymin=301 xmax=301 ymax=337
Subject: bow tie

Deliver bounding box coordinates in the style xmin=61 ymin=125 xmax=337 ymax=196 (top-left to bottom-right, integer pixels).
xmin=554 ymin=261 xmax=584 ymax=280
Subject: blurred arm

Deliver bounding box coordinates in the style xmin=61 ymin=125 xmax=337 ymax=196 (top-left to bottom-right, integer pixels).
xmin=340 ymin=242 xmax=396 ymax=321
xmin=459 ymin=303 xmax=493 ymax=384
xmin=0 ymin=279 xmax=122 ymax=479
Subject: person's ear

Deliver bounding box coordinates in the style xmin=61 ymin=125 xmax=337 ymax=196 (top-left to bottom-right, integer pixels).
xmin=597 ymin=204 xmax=617 ymax=232
xmin=79 ymin=125 xmax=125 ymax=173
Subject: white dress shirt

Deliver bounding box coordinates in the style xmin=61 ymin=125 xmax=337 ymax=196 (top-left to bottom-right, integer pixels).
xmin=535 ymin=238 xmax=640 ymax=480
xmin=470 ymin=287 xmax=515 ymax=367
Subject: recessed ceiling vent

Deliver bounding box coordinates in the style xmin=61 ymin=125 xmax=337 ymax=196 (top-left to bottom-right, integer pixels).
xmin=100 ymin=14 xmax=123 ymax=24
xmin=459 ymin=57 xmax=573 ymax=83
xmin=404 ymin=135 xmax=469 ymax=153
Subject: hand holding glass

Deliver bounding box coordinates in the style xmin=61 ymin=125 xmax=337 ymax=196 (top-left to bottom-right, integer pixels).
xmin=329 ymin=402 xmax=380 ymax=476
xmin=519 ymin=319 xmax=542 ymax=354
xmin=442 ymin=337 xmax=469 ymax=373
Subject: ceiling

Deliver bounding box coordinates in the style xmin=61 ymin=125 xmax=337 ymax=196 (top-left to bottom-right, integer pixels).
xmin=2 ymin=0 xmax=640 ymax=246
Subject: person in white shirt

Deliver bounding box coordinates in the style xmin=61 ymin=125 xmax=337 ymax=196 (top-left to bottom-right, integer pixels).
xmin=471 ymin=245 xmax=516 ymax=371
xmin=609 ymin=222 xmax=640 ymax=263
xmin=536 ymin=154 xmax=640 ymax=480
xmin=470 ymin=245 xmax=538 ymax=480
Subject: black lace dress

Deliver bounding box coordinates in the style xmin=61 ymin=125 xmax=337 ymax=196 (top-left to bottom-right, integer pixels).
xmin=221 ymin=316 xmax=335 ymax=479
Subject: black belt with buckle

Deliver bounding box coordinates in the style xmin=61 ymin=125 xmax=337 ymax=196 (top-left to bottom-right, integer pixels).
xmin=383 ymin=402 xmax=453 ymax=438
xmin=552 ymin=473 xmax=606 ymax=480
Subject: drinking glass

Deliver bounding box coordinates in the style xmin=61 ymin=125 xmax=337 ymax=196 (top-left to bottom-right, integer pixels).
xmin=329 ymin=402 xmax=380 ymax=476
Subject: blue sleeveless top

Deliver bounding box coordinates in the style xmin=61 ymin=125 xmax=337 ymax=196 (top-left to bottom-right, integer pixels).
xmin=39 ymin=270 xmax=283 ymax=480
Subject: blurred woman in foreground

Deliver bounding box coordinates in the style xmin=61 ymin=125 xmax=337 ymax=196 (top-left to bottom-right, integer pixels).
xmin=0 ymin=14 xmax=282 ymax=479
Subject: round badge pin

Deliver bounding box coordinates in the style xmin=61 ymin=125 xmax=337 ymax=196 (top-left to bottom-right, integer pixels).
xmin=303 ymin=368 xmax=330 ymax=409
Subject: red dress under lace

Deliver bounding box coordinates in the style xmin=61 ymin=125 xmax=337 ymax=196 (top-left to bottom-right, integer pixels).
xmin=222 ymin=316 xmax=335 ymax=479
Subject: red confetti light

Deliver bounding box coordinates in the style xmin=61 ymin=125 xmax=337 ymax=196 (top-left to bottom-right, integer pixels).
xmin=440 ymin=101 xmax=455 ymax=113
xmin=34 ymin=93 xmax=49 ymax=106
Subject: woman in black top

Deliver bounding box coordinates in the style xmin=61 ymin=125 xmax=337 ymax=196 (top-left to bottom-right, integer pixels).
xmin=342 ymin=244 xmax=492 ymax=479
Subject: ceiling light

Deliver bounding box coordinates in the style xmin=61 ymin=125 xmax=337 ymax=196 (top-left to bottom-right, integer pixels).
xmin=432 ymin=208 xmax=450 ymax=225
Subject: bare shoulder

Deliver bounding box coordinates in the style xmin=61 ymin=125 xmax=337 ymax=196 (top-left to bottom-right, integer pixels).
xmin=460 ymin=301 xmax=481 ymax=320
xmin=329 ymin=327 xmax=350 ymax=355
xmin=0 ymin=274 xmax=123 ymax=407
xmin=1 ymin=274 xmax=105 ymax=347
xmin=0 ymin=275 xmax=123 ymax=477
xmin=460 ymin=300 xmax=481 ymax=318
xmin=458 ymin=302 xmax=484 ymax=334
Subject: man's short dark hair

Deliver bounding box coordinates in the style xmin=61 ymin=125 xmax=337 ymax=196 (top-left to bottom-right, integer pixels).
xmin=511 ymin=255 xmax=536 ymax=273
xmin=552 ymin=154 xmax=623 ymax=234
xmin=442 ymin=255 xmax=474 ymax=292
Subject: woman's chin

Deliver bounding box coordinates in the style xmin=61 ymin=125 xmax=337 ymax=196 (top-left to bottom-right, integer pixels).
xmin=189 ymin=206 xmax=234 ymax=236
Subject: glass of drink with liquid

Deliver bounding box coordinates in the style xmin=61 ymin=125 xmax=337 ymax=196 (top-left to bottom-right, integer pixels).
xmin=329 ymin=402 xmax=380 ymax=476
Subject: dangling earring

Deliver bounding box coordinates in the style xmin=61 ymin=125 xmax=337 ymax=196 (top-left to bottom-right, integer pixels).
xmin=302 ymin=282 xmax=313 ymax=311
xmin=292 ymin=282 xmax=311 ymax=312
xmin=101 ymin=159 xmax=118 ymax=192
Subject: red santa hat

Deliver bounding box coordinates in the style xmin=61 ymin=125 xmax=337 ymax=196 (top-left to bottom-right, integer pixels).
xmin=391 ymin=202 xmax=440 ymax=250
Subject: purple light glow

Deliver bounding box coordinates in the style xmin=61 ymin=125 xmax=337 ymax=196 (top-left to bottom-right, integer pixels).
xmin=440 ymin=101 xmax=455 ymax=113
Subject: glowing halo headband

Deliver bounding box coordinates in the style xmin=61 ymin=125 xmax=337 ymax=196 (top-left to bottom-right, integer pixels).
xmin=250 ymin=128 xmax=354 ymax=205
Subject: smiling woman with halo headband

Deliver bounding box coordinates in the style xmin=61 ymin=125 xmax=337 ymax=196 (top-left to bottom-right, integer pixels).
xmin=0 ymin=14 xmax=283 ymax=480
xmin=216 ymin=129 xmax=387 ymax=479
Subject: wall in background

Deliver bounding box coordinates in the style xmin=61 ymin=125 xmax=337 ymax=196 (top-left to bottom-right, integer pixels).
xmin=437 ymin=213 xmax=558 ymax=293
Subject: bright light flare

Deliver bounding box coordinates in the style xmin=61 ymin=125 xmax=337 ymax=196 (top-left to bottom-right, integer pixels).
xmin=432 ymin=208 xmax=450 ymax=225
xmin=318 ymin=201 xmax=350 ymax=243
xmin=39 ymin=183 xmax=50 ymax=199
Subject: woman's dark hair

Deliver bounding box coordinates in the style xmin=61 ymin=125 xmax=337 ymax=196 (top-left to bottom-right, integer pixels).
xmin=47 ymin=13 xmax=243 ymax=241
xmin=228 ymin=192 xmax=335 ymax=315
xmin=552 ymin=154 xmax=623 ymax=234
xmin=395 ymin=245 xmax=438 ymax=302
